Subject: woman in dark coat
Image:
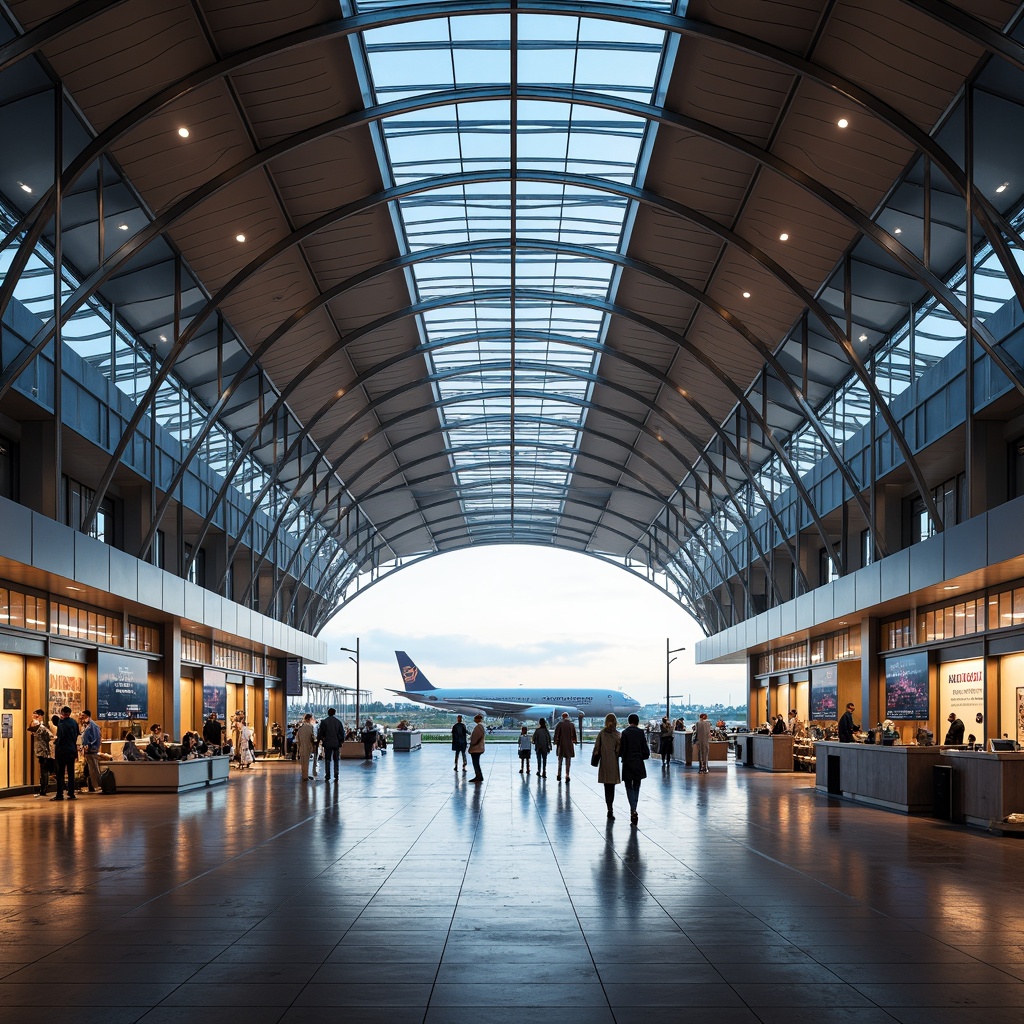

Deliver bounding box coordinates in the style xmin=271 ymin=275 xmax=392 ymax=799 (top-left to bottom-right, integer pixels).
xmin=532 ymin=719 xmax=552 ymax=778
xmin=594 ymin=713 xmax=621 ymax=820
xmin=659 ymin=717 xmax=674 ymax=767
xmin=451 ymin=715 xmax=468 ymax=772
xmin=620 ymin=713 xmax=650 ymax=825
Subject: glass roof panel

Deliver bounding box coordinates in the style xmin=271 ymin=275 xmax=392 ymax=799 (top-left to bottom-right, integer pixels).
xmin=356 ymin=4 xmax=670 ymax=540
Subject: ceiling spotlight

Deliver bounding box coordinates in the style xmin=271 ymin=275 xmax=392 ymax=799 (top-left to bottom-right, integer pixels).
xmin=177 ymin=127 xmax=190 ymax=138
xmin=18 ymin=181 xmax=32 ymax=193
xmin=235 ymin=233 xmax=246 ymax=243
xmin=996 ymin=181 xmax=1008 ymax=194
xmin=779 ymin=232 xmax=789 ymax=242
xmin=943 ymin=585 xmax=960 ymax=591
xmin=158 ymin=334 xmax=167 ymax=342
xmin=742 ymin=291 xmax=751 ymax=299
xmin=118 ymin=223 xmax=129 ymax=231
xmin=858 ymin=333 xmax=868 ymax=342
xmin=837 ymin=117 xmax=849 ymax=129
xmin=894 ymin=227 xmax=902 ymax=235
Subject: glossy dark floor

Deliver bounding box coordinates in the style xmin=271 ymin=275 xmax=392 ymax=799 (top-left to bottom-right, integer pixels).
xmin=3 ymin=745 xmax=1024 ymax=1024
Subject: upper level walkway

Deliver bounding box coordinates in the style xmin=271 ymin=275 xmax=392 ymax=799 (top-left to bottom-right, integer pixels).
xmin=2 ymin=743 xmax=1023 ymax=1024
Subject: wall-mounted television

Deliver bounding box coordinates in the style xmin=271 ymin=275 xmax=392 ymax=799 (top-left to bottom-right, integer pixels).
xmin=884 ymin=652 xmax=930 ymax=720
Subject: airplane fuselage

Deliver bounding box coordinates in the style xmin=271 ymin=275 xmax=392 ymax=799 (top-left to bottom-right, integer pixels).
xmin=389 ymin=686 xmax=641 ymax=721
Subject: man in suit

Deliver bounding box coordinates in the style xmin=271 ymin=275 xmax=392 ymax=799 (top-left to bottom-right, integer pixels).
xmin=944 ymin=712 xmax=965 ymax=745
xmin=838 ymin=702 xmax=859 ymax=743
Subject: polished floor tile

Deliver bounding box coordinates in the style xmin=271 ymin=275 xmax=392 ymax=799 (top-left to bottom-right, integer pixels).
xmin=2 ymin=743 xmax=1024 ymax=1023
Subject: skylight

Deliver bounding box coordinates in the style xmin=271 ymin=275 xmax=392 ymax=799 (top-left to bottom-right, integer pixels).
xmin=353 ymin=3 xmax=673 ymax=541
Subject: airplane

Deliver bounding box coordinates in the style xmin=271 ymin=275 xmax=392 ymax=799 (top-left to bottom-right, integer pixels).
xmin=391 ymin=651 xmax=643 ymax=723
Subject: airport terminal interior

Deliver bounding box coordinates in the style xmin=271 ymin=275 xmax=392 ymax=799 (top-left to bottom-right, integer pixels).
xmin=4 ymin=0 xmax=1024 ymax=1020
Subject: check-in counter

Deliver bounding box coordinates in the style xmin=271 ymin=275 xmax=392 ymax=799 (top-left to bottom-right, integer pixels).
xmin=749 ymin=733 xmax=795 ymax=771
xmin=814 ymin=742 xmax=945 ymax=813
xmin=391 ymin=730 xmax=422 ymax=751
xmin=942 ymin=750 xmax=1024 ymax=828
xmin=102 ymin=755 xmax=231 ymax=793
xmin=681 ymin=731 xmax=728 ymax=767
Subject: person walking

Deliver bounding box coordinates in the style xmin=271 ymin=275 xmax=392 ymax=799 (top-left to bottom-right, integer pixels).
xmin=52 ymin=705 xmax=79 ymax=801
xmin=619 ymin=712 xmax=650 ymax=824
xmin=532 ymin=718 xmax=551 ymax=777
xmin=238 ymin=720 xmax=255 ymax=769
xmin=318 ymin=708 xmax=344 ymax=780
xmin=554 ymin=712 xmax=577 ymax=781
xmin=294 ymin=713 xmax=317 ymax=779
xmin=659 ymin=716 xmax=674 ymax=767
xmin=468 ymin=714 xmax=486 ymax=783
xmin=694 ymin=712 xmax=712 ymax=773
xmin=360 ymin=718 xmax=377 ymax=762
xmin=28 ymin=709 xmax=53 ymax=798
xmin=593 ymin=713 xmax=621 ymax=820
xmin=451 ymin=714 xmax=468 ymax=772
xmin=517 ymin=726 xmax=532 ymax=774
xmin=79 ymin=709 xmax=102 ymax=793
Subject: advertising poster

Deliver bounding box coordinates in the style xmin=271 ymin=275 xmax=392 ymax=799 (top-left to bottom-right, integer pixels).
xmin=884 ymin=652 xmax=930 ymax=720
xmin=810 ymin=664 xmax=838 ymax=720
xmin=48 ymin=661 xmax=84 ymax=720
xmin=1017 ymin=686 xmax=1024 ymax=743
xmin=96 ymin=652 xmax=150 ymax=720
xmin=938 ymin=659 xmax=986 ymax=743
xmin=203 ymin=671 xmax=227 ymax=719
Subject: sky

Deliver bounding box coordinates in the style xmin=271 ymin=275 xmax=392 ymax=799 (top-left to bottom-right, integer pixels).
xmin=312 ymin=546 xmax=746 ymax=709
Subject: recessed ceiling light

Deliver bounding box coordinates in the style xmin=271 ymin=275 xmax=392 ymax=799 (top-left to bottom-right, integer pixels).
xmin=66 ymin=585 xmax=82 ymax=592
xmin=178 ymin=127 xmax=190 ymax=138
xmin=159 ymin=334 xmax=167 ymax=342
xmin=779 ymin=232 xmax=789 ymax=242
xmin=996 ymin=181 xmax=1008 ymax=194
xmin=18 ymin=181 xmax=31 ymax=193
xmin=335 ymin=388 xmax=345 ymax=398
xmin=894 ymin=227 xmax=902 ymax=235
xmin=742 ymin=291 xmax=751 ymax=299
xmin=858 ymin=333 xmax=868 ymax=342
xmin=943 ymin=585 xmax=960 ymax=591
xmin=235 ymin=233 xmax=246 ymax=243
xmin=118 ymin=223 xmax=129 ymax=231
xmin=837 ymin=117 xmax=849 ymax=129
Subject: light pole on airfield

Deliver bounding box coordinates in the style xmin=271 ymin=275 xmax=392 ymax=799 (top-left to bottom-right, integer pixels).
xmin=666 ymin=639 xmax=686 ymax=720
xmin=340 ymin=639 xmax=360 ymax=727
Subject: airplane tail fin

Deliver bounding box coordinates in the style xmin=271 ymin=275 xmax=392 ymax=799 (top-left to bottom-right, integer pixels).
xmin=394 ymin=651 xmax=436 ymax=692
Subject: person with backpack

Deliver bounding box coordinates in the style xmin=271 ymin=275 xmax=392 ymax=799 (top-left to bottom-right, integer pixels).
xmin=532 ymin=718 xmax=551 ymax=778
xmin=28 ymin=709 xmax=53 ymax=798
xmin=517 ymin=725 xmax=532 ymax=774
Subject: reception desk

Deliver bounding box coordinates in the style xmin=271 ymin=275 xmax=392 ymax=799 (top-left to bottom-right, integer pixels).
xmin=749 ymin=733 xmax=795 ymax=771
xmin=942 ymin=750 xmax=1024 ymax=828
xmin=391 ymin=730 xmax=422 ymax=751
xmin=681 ymin=732 xmax=728 ymax=767
xmin=814 ymin=742 xmax=945 ymax=813
xmin=103 ymin=755 xmax=231 ymax=793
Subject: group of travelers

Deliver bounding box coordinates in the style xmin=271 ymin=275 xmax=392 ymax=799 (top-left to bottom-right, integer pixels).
xmin=451 ymin=709 xmax=675 ymax=825
xmin=290 ymin=710 xmax=388 ymax=781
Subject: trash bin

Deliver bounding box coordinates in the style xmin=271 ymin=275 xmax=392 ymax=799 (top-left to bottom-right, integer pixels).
xmin=744 ymin=735 xmax=754 ymax=767
xmin=826 ymin=754 xmax=841 ymax=795
xmin=933 ymin=764 xmax=954 ymax=820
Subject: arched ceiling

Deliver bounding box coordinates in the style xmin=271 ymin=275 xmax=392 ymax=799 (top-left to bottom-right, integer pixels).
xmin=2 ymin=0 xmax=1024 ymax=635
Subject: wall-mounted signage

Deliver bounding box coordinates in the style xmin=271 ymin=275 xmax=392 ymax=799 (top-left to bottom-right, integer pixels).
xmin=810 ymin=664 xmax=838 ymax=720
xmin=96 ymin=652 xmax=150 ymax=721
xmin=884 ymin=652 xmax=930 ymax=720
xmin=938 ymin=659 xmax=985 ymax=742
